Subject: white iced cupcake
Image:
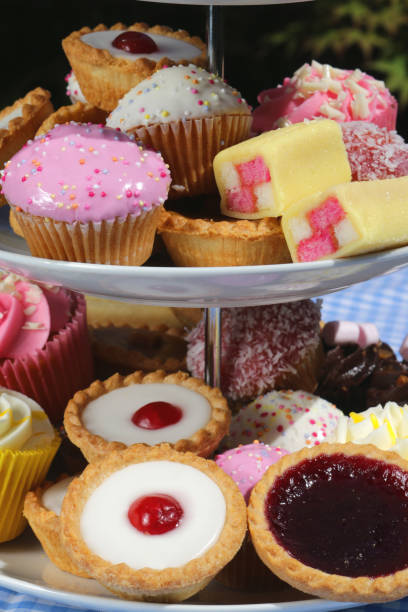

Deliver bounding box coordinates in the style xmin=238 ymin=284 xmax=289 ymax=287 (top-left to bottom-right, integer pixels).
xmin=107 ymin=64 xmax=252 ymax=198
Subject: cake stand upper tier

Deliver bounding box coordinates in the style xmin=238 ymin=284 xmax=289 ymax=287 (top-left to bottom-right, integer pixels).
xmin=137 ymin=0 xmax=312 ymax=4
xmin=0 ymin=214 xmax=407 ymax=307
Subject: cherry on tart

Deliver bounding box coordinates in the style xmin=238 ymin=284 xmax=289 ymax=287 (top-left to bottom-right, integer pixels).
xmin=64 ymin=370 xmax=230 ymax=463
xmin=59 ymin=444 xmax=247 ymax=602
xmin=62 ymin=23 xmax=207 ymax=111
xmin=248 ymin=442 xmax=408 ymax=603
xmin=112 ymin=31 xmax=158 ymax=54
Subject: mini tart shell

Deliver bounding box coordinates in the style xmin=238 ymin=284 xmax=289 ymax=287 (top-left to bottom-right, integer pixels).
xmin=59 ymin=444 xmax=247 ymax=602
xmin=248 ymin=442 xmax=408 ymax=603
xmin=35 ymin=102 xmax=108 ymax=136
xmin=90 ymin=324 xmax=186 ymax=375
xmin=0 ymin=87 xmax=54 ymax=206
xmin=62 ymin=23 xmax=207 ymax=112
xmin=158 ymin=208 xmax=291 ymax=266
xmin=64 ymin=370 xmax=230 ymax=462
xmin=23 ymin=479 xmax=89 ymax=578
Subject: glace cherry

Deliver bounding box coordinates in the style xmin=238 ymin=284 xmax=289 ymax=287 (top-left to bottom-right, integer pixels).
xmin=112 ymin=31 xmax=158 ymax=54
xmin=131 ymin=401 xmax=182 ymax=430
xmin=128 ymin=494 xmax=183 ymax=535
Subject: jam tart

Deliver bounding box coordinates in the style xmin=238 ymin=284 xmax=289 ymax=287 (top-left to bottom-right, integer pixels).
xmin=24 ymin=476 xmax=89 ymax=578
xmin=62 ymin=23 xmax=207 ymax=111
xmin=248 ymin=442 xmax=408 ymax=603
xmin=60 ymin=444 xmax=247 ymax=602
xmin=64 ymin=370 xmax=230 ymax=462
xmin=0 ymin=87 xmax=53 ymax=205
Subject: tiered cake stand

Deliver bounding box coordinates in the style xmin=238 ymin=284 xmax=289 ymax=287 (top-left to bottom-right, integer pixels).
xmin=1 ymin=1 xmax=408 ymax=610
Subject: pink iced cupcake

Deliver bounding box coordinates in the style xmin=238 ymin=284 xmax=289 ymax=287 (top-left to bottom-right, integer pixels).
xmin=0 ymin=271 xmax=94 ymax=424
xmin=252 ymin=61 xmax=397 ymax=134
xmin=1 ymin=122 xmax=171 ymax=265
xmin=215 ymin=442 xmax=288 ymax=589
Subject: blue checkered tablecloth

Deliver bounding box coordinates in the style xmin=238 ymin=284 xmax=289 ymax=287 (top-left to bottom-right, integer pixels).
xmin=2 ymin=267 xmax=408 ymax=612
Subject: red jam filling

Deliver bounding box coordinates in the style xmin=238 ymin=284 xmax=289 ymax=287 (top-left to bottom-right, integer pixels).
xmin=128 ymin=494 xmax=183 ymax=535
xmin=131 ymin=401 xmax=183 ymax=430
xmin=266 ymin=453 xmax=408 ymax=578
xmin=112 ymin=31 xmax=159 ymax=54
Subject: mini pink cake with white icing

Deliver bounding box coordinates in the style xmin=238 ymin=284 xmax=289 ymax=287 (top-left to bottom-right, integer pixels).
xmin=1 ymin=122 xmax=171 ymax=264
xmin=341 ymin=121 xmax=408 ymax=181
xmin=186 ymin=301 xmax=323 ymax=403
xmin=215 ymin=442 xmax=288 ymax=502
xmin=0 ymin=270 xmax=93 ymax=423
xmin=252 ymin=61 xmax=397 ymax=134
xmin=229 ymin=390 xmax=342 ymax=452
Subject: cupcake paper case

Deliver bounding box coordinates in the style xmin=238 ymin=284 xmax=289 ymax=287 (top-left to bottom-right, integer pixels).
xmin=1 ymin=122 xmax=171 ymax=265
xmin=107 ymin=64 xmax=252 ymax=199
xmin=0 ymin=271 xmax=94 ymax=424
xmin=0 ymin=387 xmax=60 ymax=542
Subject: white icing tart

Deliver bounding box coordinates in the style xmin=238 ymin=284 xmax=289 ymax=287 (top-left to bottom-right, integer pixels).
xmin=82 ymin=383 xmax=211 ymax=445
xmin=64 ymin=370 xmax=231 ymax=463
xmin=80 ymin=460 xmax=225 ymax=570
xmin=59 ymin=445 xmax=247 ymax=602
xmin=81 ymin=30 xmax=201 ymax=62
xmin=42 ymin=475 xmax=75 ymax=515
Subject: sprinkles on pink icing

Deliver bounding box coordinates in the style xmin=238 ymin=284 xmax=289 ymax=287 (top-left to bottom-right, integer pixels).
xmin=228 ymin=390 xmax=343 ymax=453
xmin=1 ymin=122 xmax=171 ymax=223
xmin=215 ymin=441 xmax=288 ymax=502
xmin=106 ymin=64 xmax=250 ymax=131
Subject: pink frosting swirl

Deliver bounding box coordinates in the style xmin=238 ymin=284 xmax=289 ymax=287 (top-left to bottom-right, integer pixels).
xmin=0 ymin=271 xmax=72 ymax=359
xmin=1 ymin=122 xmax=171 ymax=223
xmin=252 ymin=61 xmax=397 ymax=134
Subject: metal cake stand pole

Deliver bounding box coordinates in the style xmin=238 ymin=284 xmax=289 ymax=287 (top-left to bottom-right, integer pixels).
xmin=204 ymin=6 xmax=224 ymax=388
xmin=207 ymin=5 xmax=224 ymax=77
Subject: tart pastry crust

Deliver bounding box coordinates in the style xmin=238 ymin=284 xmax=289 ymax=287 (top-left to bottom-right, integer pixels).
xmin=23 ymin=480 xmax=89 ymax=578
xmin=90 ymin=324 xmax=187 ymax=375
xmin=60 ymin=444 xmax=247 ymax=602
xmin=0 ymin=87 xmax=53 ymax=205
xmin=62 ymin=23 xmax=207 ymax=111
xmin=248 ymin=442 xmax=408 ymax=603
xmin=158 ymin=208 xmax=292 ymax=266
xmin=36 ymin=102 xmax=108 ymax=136
xmin=64 ymin=370 xmax=230 ymax=462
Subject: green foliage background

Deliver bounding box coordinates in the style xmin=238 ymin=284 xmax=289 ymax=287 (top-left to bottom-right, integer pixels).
xmin=224 ymin=0 xmax=408 ymax=137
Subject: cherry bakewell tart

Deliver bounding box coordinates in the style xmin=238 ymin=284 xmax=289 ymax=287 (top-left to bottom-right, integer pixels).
xmin=64 ymin=370 xmax=230 ymax=463
xmin=62 ymin=23 xmax=207 ymax=112
xmin=60 ymin=444 xmax=247 ymax=602
xmin=248 ymin=442 xmax=408 ymax=603
xmin=23 ymin=475 xmax=89 ymax=578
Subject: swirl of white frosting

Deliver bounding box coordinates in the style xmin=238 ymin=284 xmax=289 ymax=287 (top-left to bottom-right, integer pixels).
xmin=334 ymin=402 xmax=408 ymax=459
xmin=42 ymin=476 xmax=75 ymax=515
xmin=0 ymin=387 xmax=54 ymax=450
xmin=80 ymin=460 xmax=226 ymax=570
xmin=82 ymin=383 xmax=211 ymax=446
